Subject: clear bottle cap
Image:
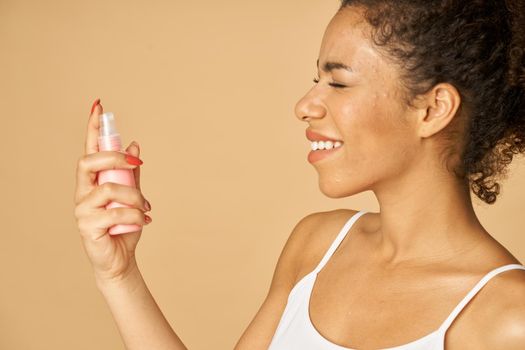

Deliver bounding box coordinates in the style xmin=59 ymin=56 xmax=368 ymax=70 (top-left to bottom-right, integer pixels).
xmin=99 ymin=112 xmax=119 ymax=137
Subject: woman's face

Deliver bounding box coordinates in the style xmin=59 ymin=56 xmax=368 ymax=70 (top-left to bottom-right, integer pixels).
xmin=295 ymin=6 xmax=420 ymax=198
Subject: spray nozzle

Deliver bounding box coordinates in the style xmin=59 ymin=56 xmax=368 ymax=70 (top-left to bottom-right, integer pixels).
xmin=98 ymin=112 xmax=122 ymax=151
xmin=99 ymin=112 xmax=119 ymax=137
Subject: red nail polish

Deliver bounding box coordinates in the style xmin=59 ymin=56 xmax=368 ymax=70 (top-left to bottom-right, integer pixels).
xmin=126 ymin=154 xmax=143 ymax=165
xmin=90 ymin=98 xmax=101 ymax=115
xmin=144 ymin=215 xmax=152 ymax=223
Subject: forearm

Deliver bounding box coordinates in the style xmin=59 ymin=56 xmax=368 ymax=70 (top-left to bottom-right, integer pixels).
xmin=95 ymin=261 xmax=188 ymax=350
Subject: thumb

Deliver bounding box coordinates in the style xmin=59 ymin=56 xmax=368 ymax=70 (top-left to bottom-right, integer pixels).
xmin=125 ymin=141 xmax=141 ymax=191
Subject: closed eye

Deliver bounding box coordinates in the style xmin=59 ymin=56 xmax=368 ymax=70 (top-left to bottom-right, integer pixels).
xmin=312 ymin=78 xmax=347 ymax=89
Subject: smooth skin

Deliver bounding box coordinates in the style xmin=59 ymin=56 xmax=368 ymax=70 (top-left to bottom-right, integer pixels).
xmin=74 ymin=5 xmax=525 ymax=350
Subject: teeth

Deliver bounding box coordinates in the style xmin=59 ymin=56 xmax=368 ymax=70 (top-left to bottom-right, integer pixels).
xmin=311 ymin=140 xmax=343 ymax=151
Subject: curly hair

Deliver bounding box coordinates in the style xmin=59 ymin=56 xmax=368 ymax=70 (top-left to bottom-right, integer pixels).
xmin=339 ymin=0 xmax=525 ymax=204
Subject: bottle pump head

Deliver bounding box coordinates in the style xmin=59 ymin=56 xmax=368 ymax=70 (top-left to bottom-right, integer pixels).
xmin=98 ymin=112 xmax=122 ymax=151
xmin=99 ymin=112 xmax=118 ymax=137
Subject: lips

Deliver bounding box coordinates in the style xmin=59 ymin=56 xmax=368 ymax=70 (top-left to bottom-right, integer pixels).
xmin=305 ymin=128 xmax=343 ymax=142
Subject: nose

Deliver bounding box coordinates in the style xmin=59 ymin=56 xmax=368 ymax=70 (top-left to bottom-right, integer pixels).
xmin=294 ymin=88 xmax=327 ymax=122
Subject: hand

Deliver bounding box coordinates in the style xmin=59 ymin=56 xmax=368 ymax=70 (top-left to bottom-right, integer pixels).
xmin=74 ymin=100 xmax=152 ymax=285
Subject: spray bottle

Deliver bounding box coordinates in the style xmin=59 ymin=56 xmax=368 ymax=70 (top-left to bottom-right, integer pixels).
xmin=97 ymin=112 xmax=142 ymax=235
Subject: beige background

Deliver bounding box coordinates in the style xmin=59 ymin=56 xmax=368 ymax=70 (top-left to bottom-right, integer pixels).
xmin=1 ymin=0 xmax=524 ymax=349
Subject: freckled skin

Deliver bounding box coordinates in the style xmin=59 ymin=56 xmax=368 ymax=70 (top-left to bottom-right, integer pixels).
xmin=293 ymin=6 xmax=509 ymax=263
xmin=293 ymin=6 xmax=523 ymax=349
xmin=296 ymin=7 xmax=415 ymax=199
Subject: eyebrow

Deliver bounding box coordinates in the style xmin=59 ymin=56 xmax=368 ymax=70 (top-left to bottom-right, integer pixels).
xmin=317 ymin=58 xmax=353 ymax=73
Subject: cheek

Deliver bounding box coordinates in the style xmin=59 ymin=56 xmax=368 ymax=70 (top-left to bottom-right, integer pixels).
xmin=340 ymin=92 xmax=412 ymax=168
xmin=339 ymin=91 xmax=393 ymax=142
xmin=318 ymin=94 xmax=415 ymax=197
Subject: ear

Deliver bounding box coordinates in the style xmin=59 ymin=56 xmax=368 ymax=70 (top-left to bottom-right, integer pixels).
xmin=416 ymin=83 xmax=461 ymax=138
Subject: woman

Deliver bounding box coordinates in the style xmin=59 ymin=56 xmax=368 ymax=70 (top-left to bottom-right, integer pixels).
xmin=74 ymin=1 xmax=525 ymax=349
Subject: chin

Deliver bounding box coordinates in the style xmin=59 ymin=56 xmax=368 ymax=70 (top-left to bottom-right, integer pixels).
xmin=318 ymin=173 xmax=371 ymax=198
xmin=318 ymin=180 xmax=353 ymax=199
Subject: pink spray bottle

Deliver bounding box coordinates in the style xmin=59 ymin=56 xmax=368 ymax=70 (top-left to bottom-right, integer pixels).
xmin=97 ymin=112 xmax=142 ymax=235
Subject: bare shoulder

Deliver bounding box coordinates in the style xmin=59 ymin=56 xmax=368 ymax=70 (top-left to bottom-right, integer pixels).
xmin=476 ymin=266 xmax=525 ymax=349
xmin=268 ymin=208 xmax=361 ymax=292
xmin=265 ymin=209 xmax=341 ymax=288
xmin=233 ymin=208 xmax=360 ymax=350
xmin=272 ymin=208 xmax=361 ymax=269
xmin=297 ymin=209 xmax=362 ymax=265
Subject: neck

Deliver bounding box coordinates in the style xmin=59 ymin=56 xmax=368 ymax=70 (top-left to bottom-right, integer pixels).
xmin=370 ymin=159 xmax=487 ymax=268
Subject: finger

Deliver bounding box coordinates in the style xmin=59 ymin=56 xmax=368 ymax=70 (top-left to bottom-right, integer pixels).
xmin=85 ymin=99 xmax=104 ymax=155
xmin=99 ymin=207 xmax=149 ymax=229
xmin=78 ymin=207 xmax=148 ymax=241
xmin=75 ymin=151 xmax=142 ymax=204
xmin=124 ymin=141 xmax=141 ymax=191
xmin=80 ymin=181 xmax=150 ymax=212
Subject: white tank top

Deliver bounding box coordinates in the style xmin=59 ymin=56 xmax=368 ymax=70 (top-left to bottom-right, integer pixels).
xmin=268 ymin=210 xmax=525 ymax=350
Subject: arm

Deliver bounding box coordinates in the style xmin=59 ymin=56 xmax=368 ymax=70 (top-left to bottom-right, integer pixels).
xmin=95 ymin=258 xmax=188 ymax=350
xmin=233 ymin=211 xmax=328 ymax=349
xmin=75 ymin=101 xmax=186 ymax=349
xmin=95 ymin=209 xmax=316 ymax=350
xmin=95 ymin=210 xmax=327 ymax=350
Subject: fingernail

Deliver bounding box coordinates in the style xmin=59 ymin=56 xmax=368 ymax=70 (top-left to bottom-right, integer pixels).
xmin=90 ymin=98 xmax=101 ymax=115
xmin=144 ymin=215 xmax=152 ymax=224
xmin=126 ymin=154 xmax=143 ymax=165
xmin=144 ymin=200 xmax=151 ymax=211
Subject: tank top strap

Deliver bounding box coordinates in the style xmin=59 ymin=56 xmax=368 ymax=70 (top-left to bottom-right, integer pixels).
xmin=312 ymin=210 xmax=368 ymax=275
xmin=438 ymin=263 xmax=525 ymax=333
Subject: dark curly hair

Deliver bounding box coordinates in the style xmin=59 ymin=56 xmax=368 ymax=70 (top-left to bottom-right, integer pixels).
xmin=339 ymin=0 xmax=525 ymax=204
